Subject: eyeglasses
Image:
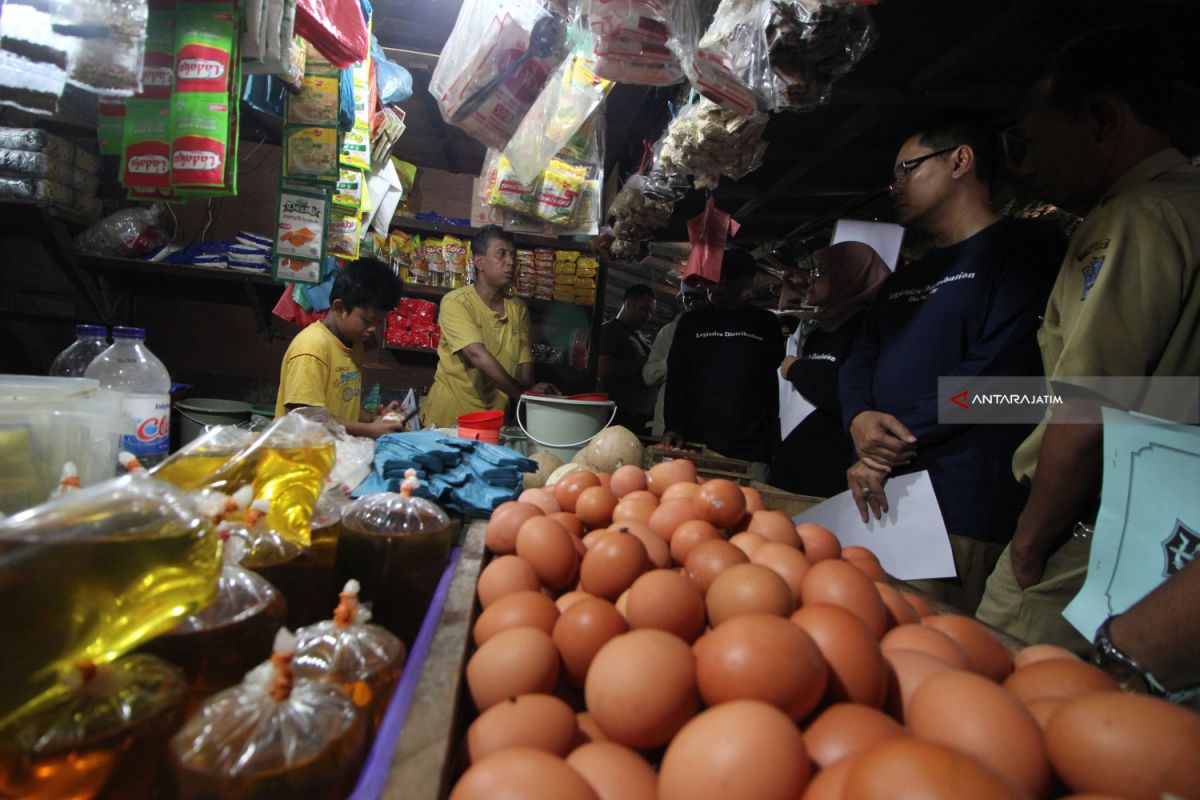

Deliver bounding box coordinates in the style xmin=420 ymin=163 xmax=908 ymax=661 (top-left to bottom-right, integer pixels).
xmin=809 ymin=263 xmax=824 ymax=279
xmin=890 ymin=145 xmax=960 ymax=186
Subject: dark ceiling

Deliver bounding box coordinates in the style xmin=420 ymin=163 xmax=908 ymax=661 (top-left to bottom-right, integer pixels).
xmin=375 ymin=0 xmax=1200 ymax=256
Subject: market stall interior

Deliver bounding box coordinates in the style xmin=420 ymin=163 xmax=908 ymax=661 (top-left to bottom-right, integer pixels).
xmin=1 ymin=0 xmax=1200 ymax=798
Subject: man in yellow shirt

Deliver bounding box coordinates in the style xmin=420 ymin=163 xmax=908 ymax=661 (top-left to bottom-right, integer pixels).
xmin=275 ymin=258 xmax=408 ymax=438
xmin=976 ymin=29 xmax=1200 ymax=651
xmin=423 ymin=226 xmax=556 ymax=428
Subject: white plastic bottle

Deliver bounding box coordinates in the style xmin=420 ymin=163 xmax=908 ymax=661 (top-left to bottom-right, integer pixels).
xmin=48 ymin=324 xmax=110 ymax=377
xmin=85 ymin=326 xmax=172 ymax=467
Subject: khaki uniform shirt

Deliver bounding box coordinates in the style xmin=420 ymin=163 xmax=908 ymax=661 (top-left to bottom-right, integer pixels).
xmin=423 ymin=286 xmax=533 ymax=428
xmin=1014 ymin=148 xmax=1200 ymax=481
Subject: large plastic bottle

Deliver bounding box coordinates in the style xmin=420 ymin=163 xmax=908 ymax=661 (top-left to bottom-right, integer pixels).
xmin=85 ymin=326 xmax=172 ymax=467
xmin=48 ymin=324 xmax=110 ymax=377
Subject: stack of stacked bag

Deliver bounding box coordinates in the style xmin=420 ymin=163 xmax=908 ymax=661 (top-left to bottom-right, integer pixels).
xmin=352 ymin=432 xmax=536 ymax=517
xmin=384 ymin=298 xmax=440 ymax=350
xmin=0 ymin=128 xmax=102 ymax=219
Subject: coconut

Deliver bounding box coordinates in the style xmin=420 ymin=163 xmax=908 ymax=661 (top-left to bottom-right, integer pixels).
xmin=524 ymin=452 xmax=564 ymax=489
xmin=546 ymin=462 xmax=592 ymax=487
xmin=580 ymin=426 xmax=645 ymax=473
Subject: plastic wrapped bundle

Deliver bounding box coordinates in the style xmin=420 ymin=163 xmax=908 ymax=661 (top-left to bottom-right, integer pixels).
xmin=143 ymin=537 xmax=287 ymax=714
xmin=151 ymin=425 xmax=258 ymax=491
xmin=170 ymin=629 xmax=366 ymax=800
xmin=294 ymin=579 xmax=406 ymax=730
xmin=0 ymin=655 xmax=186 ymax=799
xmin=608 ymin=173 xmax=680 ymax=259
xmin=333 ymin=472 xmax=453 ymax=646
xmin=657 ymin=97 xmax=768 ymax=189
xmin=0 ymin=475 xmax=221 ymax=724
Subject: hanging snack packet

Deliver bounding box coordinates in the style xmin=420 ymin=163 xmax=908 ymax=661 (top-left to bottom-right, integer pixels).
xmin=97 ymin=99 xmax=127 ymax=156
xmin=424 ymin=238 xmax=446 ymax=288
xmin=283 ymin=125 xmax=340 ymax=184
xmin=121 ymin=99 xmax=172 ymax=191
xmin=333 ymin=167 xmax=363 ymax=211
xmin=327 ymin=212 xmax=362 ymax=260
xmin=534 ymin=159 xmax=587 ymax=225
xmin=287 ymin=70 xmax=340 ymax=126
xmin=486 ymin=153 xmax=538 ymax=215
xmin=407 ymin=234 xmax=428 ymax=284
xmin=174 ymin=3 xmax=236 ymax=96
xmin=274 ymin=183 xmax=330 ymax=284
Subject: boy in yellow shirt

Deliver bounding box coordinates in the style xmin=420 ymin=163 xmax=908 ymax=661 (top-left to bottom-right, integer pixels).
xmin=275 ymin=258 xmax=407 ymax=438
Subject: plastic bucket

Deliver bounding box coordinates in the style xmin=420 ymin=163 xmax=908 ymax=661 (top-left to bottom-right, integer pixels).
xmin=176 ymin=398 xmax=253 ymax=444
xmin=517 ymin=394 xmax=616 ymax=463
xmin=458 ymin=410 xmax=503 ymax=444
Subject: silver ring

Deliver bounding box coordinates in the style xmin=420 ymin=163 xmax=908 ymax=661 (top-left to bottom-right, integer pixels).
xmin=861 ymin=488 xmax=873 ymax=497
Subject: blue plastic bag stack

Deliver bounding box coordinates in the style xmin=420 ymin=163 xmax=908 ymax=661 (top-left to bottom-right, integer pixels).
xmin=352 ymin=431 xmax=536 ymax=517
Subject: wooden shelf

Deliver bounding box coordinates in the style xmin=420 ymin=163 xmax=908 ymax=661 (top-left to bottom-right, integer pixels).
xmin=78 ymin=254 xmax=280 ymax=286
xmin=385 ymin=344 xmax=438 ymax=355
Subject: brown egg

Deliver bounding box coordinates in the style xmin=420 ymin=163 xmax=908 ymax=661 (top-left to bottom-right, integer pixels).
xmin=554 ymin=471 xmax=602 ymax=513
xmin=466 ymin=627 xmax=560 ymax=711
xmin=584 ymin=629 xmax=699 ymax=749
xmin=801 ymin=559 xmax=888 ymax=639
xmin=661 ymin=481 xmax=701 ymax=503
xmin=647 ymin=458 xmax=698 ymax=496
xmin=516 ymin=516 xmax=580 ymax=590
xmin=803 ymin=703 xmax=907 ymax=768
xmin=874 ymin=582 xmax=920 ymax=628
xmin=882 ymin=648 xmax=956 ymax=722
xmin=795 ymin=523 xmax=842 ymax=562
xmin=694 ymin=479 xmax=748 ymax=529
xmin=519 ymin=488 xmax=561 ymax=515
xmin=880 ymin=624 xmax=969 ymax=670
xmin=670 ymin=518 xmax=722 ymax=564
xmin=474 ymin=590 xmax=560 ymax=646
xmin=626 ymin=569 xmax=706 ymax=642
xmin=550 ymin=511 xmax=586 ymax=538
xmin=693 ymin=613 xmax=827 ymax=721
xmin=840 ymin=545 xmax=879 ymax=562
xmin=921 ymin=615 xmax=1013 ymax=682
xmin=609 ymin=521 xmax=671 ymax=569
xmin=1013 ymin=643 xmax=1082 ymax=670
xmin=575 ymin=711 xmax=609 ymax=745
xmin=552 ymin=595 xmax=628 ymax=686
xmin=741 ymin=485 xmax=766 ymax=512
xmin=802 ymin=755 xmax=857 ymax=800
xmin=556 ymin=590 xmax=591 ymax=613
xmin=791 ymin=603 xmax=887 ymax=707
xmin=706 ymin=563 xmax=795 ymax=626
xmin=596 ymin=473 xmax=612 ymax=491
xmin=622 ymin=489 xmax=659 ymax=506
xmin=581 ymin=528 xmax=607 ymax=551
xmin=659 ymin=700 xmax=811 ymax=800
xmin=1025 ymin=697 xmax=1065 ymax=731
xmin=612 ymin=499 xmax=656 ymax=525
xmin=466 ymin=694 xmax=578 ymax=763
xmin=650 ymin=498 xmax=702 ymax=542
xmin=1048 ymin=691 xmax=1200 ymax=800
xmin=751 ymin=542 xmax=812 ymax=602
xmin=729 ymin=531 xmax=768 ymax=558
xmin=908 ymin=669 xmax=1049 ymax=797
xmin=477 ymin=555 xmax=541 ymax=608
xmin=684 ymin=538 xmax=750 ymax=593
xmin=579 ymin=530 xmax=649 ymax=600
xmin=609 ymin=464 xmax=649 ymax=498
xmin=576 ymin=486 xmax=619 ymax=530
xmin=745 ymin=510 xmax=801 ymax=547
xmin=844 ymin=738 xmax=1027 ymax=800
xmin=485 ymin=501 xmax=544 ymax=554
xmin=901 ymin=590 xmax=934 ymax=617
xmin=448 ymin=747 xmax=599 ymax=800
xmin=572 ymin=535 xmax=588 ymax=560
xmin=1003 ymin=659 xmax=1119 ymax=706
xmin=567 ymin=742 xmax=658 ymax=800
xmin=614 ymin=588 xmax=629 ymax=619
xmin=846 ymin=556 xmax=888 ymax=583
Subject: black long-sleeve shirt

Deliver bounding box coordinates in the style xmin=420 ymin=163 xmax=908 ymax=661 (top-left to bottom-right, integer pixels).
xmin=771 ymin=314 xmax=865 ymax=497
xmin=839 ymin=217 xmax=1066 ymax=541
xmin=664 ymin=305 xmax=784 ymax=463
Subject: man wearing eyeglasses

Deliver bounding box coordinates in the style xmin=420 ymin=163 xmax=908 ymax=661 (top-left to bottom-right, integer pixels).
xmin=839 ymin=111 xmax=1067 ymax=613
xmin=976 ymin=29 xmax=1200 ymax=655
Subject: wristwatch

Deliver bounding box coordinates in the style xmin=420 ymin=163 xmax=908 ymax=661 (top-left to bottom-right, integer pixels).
xmin=1093 ymin=615 xmax=1200 ymax=704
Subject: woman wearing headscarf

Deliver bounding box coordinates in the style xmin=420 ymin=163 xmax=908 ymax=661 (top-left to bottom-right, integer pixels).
xmin=771 ymin=241 xmax=892 ymax=497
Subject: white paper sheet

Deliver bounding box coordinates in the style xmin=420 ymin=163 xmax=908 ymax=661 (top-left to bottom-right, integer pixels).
xmin=779 ymin=325 xmax=815 ymax=439
xmin=365 ymin=159 xmax=404 ymax=235
xmin=831 ymin=219 xmax=905 ymax=271
xmin=792 ymin=471 xmax=956 ymax=580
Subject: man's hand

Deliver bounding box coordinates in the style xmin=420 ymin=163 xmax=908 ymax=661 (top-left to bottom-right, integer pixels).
xmin=779 ymin=355 xmax=797 ymax=378
xmin=377 ymin=400 xmax=403 ymax=418
xmin=847 ymin=459 xmax=890 ymax=523
xmin=661 ymin=431 xmax=686 ymax=450
xmin=530 ymin=382 xmax=561 ymax=395
xmin=849 ymin=410 xmax=918 ymax=469
xmin=365 ymin=417 xmax=408 ymax=439
xmin=1010 ymin=547 xmax=1047 ymax=590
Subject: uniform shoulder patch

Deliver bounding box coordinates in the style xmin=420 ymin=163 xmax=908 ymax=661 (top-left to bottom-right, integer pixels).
xmin=1080 ymin=255 xmax=1104 ymax=300
xmin=1075 ymin=239 xmax=1111 ymax=261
